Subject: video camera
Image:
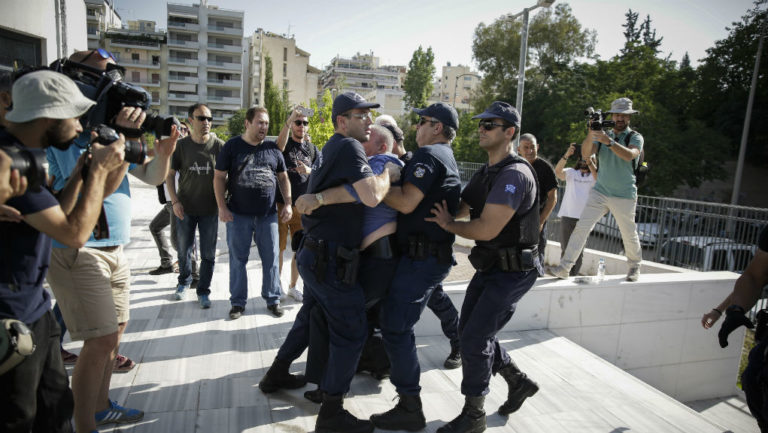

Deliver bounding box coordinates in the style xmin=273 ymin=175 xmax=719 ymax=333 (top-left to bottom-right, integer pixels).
xmin=584 ymin=107 xmax=615 ymax=131
xmin=50 ymin=58 xmax=179 ymax=138
xmin=0 ymin=146 xmax=47 ymax=192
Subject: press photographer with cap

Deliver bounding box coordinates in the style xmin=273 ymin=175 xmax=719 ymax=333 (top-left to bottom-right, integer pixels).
xmin=548 ymin=97 xmax=644 ymax=282
xmin=0 ymin=69 xmax=126 ymax=433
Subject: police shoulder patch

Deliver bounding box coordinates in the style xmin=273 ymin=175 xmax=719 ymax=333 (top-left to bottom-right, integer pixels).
xmin=505 ymin=184 xmax=517 ymax=194
xmin=413 ymin=163 xmax=427 ymax=178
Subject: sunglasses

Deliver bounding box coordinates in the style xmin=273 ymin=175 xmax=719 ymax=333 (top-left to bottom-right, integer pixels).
xmin=478 ymin=120 xmax=506 ymax=131
xmin=418 ymin=117 xmax=439 ymax=126
xmin=195 ymin=116 xmax=213 ymax=122
xmin=294 ymin=120 xmax=309 ymax=127
xmin=345 ymin=112 xmax=372 ymax=121
xmin=82 ymin=48 xmax=116 ymax=63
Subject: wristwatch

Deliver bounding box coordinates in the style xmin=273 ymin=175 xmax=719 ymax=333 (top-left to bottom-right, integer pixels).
xmin=315 ymin=193 xmax=324 ymax=206
xmin=605 ymin=139 xmax=614 ymax=148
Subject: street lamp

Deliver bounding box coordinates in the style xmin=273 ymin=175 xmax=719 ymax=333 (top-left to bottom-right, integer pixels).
xmin=453 ymin=72 xmax=480 ymax=109
xmin=508 ymin=0 xmax=555 ymax=145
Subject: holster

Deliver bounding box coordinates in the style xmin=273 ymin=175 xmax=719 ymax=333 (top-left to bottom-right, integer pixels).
xmin=336 ymin=245 xmax=360 ymax=286
xmin=469 ymin=246 xmax=537 ymax=273
xmin=0 ymin=319 xmax=36 ymax=376
xmin=406 ymin=235 xmax=453 ymax=264
xmin=303 ymin=236 xmax=328 ymax=282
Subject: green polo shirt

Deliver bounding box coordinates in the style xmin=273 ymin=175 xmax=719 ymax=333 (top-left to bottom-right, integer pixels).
xmin=593 ymin=127 xmax=644 ymax=199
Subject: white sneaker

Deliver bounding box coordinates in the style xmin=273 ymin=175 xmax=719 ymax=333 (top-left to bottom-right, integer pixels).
xmin=288 ymin=286 xmax=303 ymax=302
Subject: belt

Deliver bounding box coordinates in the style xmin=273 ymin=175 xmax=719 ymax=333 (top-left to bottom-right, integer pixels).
xmin=89 ymin=245 xmax=120 ymax=252
xmin=362 ymin=234 xmax=399 ymax=259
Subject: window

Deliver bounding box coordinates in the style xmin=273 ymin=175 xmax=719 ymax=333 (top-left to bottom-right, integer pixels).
xmin=131 ymin=53 xmax=139 ymax=61
xmin=283 ymin=63 xmax=287 ymax=77
xmin=151 ymin=73 xmax=160 ymax=83
xmin=131 ymin=71 xmax=140 ymax=82
xmin=152 ymin=55 xmax=160 ymax=65
xmin=283 ymin=47 xmax=287 ymax=61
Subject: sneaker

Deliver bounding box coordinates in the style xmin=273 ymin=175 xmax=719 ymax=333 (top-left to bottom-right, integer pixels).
xmin=626 ymin=266 xmax=640 ymax=282
xmin=444 ymin=347 xmax=462 ymax=369
xmin=113 ymin=354 xmax=136 ymax=372
xmin=149 ymin=264 xmax=174 ymax=275
xmin=229 ymin=305 xmax=245 ymax=320
xmin=61 ymin=349 xmax=78 ymax=365
xmin=546 ymin=265 xmax=570 ymax=279
xmin=94 ymin=399 xmax=144 ymax=425
xmin=198 ymin=295 xmax=211 ymax=309
xmin=267 ymin=304 xmax=284 ymax=317
xmin=173 ymin=284 xmax=188 ymax=301
xmin=287 ymin=286 xmax=303 ymax=302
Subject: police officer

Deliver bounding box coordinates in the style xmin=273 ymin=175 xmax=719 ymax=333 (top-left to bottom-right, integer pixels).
xmin=368 ymin=102 xmax=462 ymax=431
xmin=259 ymin=92 xmax=391 ymax=433
xmin=709 ymin=225 xmax=768 ymax=432
xmin=426 ymin=101 xmax=541 ymax=433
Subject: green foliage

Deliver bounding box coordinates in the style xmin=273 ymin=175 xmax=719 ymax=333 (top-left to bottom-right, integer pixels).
xmin=211 ymin=126 xmax=231 ymax=142
xmin=452 ymin=112 xmax=485 ymax=163
xmin=264 ymin=55 xmax=290 ymax=136
xmin=403 ymin=46 xmax=435 ymax=110
xmin=227 ymin=108 xmax=247 ymax=137
xmin=307 ymin=89 xmax=335 ymax=148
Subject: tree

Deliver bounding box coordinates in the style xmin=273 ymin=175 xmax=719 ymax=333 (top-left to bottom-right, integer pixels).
xmin=403 ymin=46 xmax=435 ymax=111
xmin=227 ymin=108 xmax=247 ymax=136
xmin=307 ymin=89 xmax=335 ymax=148
xmin=263 ymin=54 xmax=290 ymax=136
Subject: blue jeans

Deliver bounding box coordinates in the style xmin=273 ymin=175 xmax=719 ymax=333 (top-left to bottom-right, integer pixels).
xmin=177 ymin=213 xmax=218 ymax=296
xmin=226 ymin=212 xmax=281 ymax=307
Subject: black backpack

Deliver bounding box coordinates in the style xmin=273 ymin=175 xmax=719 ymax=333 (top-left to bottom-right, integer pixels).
xmin=597 ymin=130 xmax=649 ymax=185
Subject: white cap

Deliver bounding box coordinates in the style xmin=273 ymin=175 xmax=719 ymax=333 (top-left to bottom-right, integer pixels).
xmin=6 ymin=70 xmax=95 ymax=123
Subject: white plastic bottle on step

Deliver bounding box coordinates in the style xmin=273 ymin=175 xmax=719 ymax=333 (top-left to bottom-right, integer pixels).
xmin=596 ymin=257 xmax=606 ymax=283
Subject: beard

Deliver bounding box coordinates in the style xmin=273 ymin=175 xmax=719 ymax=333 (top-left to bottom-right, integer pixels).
xmin=45 ymin=120 xmax=77 ymax=150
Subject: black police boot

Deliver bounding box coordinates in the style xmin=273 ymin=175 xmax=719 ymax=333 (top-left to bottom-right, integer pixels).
xmin=436 ymin=395 xmax=486 ymax=433
xmin=498 ymin=363 xmax=539 ymax=416
xmin=444 ymin=345 xmax=462 ymax=369
xmin=316 ymin=394 xmax=374 ymax=433
xmin=258 ymin=357 xmax=307 ymax=393
xmin=370 ymin=393 xmax=426 ymax=431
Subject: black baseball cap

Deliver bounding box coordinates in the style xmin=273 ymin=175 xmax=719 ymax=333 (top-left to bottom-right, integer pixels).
xmin=413 ymin=102 xmax=459 ymax=129
xmin=473 ymin=101 xmax=520 ymax=127
xmin=331 ymin=91 xmax=380 ymax=120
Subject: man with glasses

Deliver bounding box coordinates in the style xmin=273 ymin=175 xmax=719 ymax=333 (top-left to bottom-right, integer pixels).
xmin=214 ymin=107 xmax=292 ymax=319
xmin=45 ymin=50 xmax=179 ymax=432
xmin=369 ymin=102 xmax=461 ymax=432
xmin=259 ymin=92 xmax=392 ymax=433
xmin=275 ymin=107 xmax=318 ymax=303
xmin=166 ymin=104 xmax=224 ymax=308
xmin=426 ymin=101 xmax=541 ymax=432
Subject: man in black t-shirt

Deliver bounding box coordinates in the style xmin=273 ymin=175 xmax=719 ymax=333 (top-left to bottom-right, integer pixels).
xmin=259 ymin=92 xmax=391 ymax=433
xmin=519 ymin=133 xmax=557 ymax=271
xmin=275 ymin=107 xmax=319 ymax=302
xmin=213 ymin=107 xmax=292 ymax=319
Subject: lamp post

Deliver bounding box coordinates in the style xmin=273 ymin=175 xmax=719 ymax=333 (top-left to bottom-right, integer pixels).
xmin=508 ymin=0 xmax=555 ymax=145
xmin=453 ymin=72 xmax=480 ymax=110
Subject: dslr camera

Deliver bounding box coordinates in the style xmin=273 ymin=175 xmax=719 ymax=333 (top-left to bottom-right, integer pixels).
xmin=0 ymin=146 xmax=47 ymax=192
xmin=51 ymin=58 xmax=179 ymax=138
xmin=92 ymin=124 xmax=146 ymax=164
xmin=584 ymin=107 xmax=615 ymax=131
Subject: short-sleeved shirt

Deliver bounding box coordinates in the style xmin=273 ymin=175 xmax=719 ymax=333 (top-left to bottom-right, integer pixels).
xmin=532 ymin=158 xmax=557 ymax=211
xmin=171 ymin=134 xmax=224 ymax=216
xmin=276 ymin=137 xmax=318 ymax=206
xmin=397 ymin=143 xmax=461 ymax=245
xmin=343 ymin=153 xmax=405 ymax=239
xmin=483 ymin=161 xmax=537 ymax=216
xmin=594 ymin=127 xmax=644 ymax=199
xmin=0 ymin=132 xmax=58 ymax=324
xmin=302 ymin=133 xmax=374 ymax=247
xmin=215 ymin=136 xmax=286 ymax=217
xmin=557 ymin=168 xmax=596 ymax=219
xmin=48 ymin=132 xmax=136 ymax=248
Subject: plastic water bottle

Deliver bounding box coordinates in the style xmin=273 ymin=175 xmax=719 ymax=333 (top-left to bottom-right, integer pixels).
xmin=596 ymin=258 xmax=606 ymax=283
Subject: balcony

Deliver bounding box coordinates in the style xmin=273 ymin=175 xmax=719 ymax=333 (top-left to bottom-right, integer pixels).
xmin=207 ymin=60 xmax=241 ymax=71
xmin=168 ymin=75 xmax=199 ymax=84
xmin=207 ymin=95 xmax=241 ymax=105
xmin=131 ymin=80 xmax=161 ymax=88
xmin=168 ymin=39 xmax=199 ymax=50
xmin=206 ymin=25 xmax=242 ymax=37
xmin=168 ymin=57 xmax=199 ymax=67
xmin=206 ymin=78 xmax=241 ymax=88
xmin=122 ymin=59 xmax=161 ymax=70
xmin=167 ymin=21 xmax=200 ymax=32
xmin=207 ymin=43 xmax=241 ymax=54
xmin=109 ymin=39 xmax=161 ymax=51
xmin=167 ymin=93 xmax=200 ymax=102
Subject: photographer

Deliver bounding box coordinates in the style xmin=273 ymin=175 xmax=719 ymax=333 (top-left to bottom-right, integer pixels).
xmin=554 ymin=144 xmax=597 ymax=276
xmin=45 ymin=49 xmax=179 ymax=433
xmin=548 ymin=97 xmax=644 ymax=281
xmin=0 ymin=70 xmax=125 ymax=433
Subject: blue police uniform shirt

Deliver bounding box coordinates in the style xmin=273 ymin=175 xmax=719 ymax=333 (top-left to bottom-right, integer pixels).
xmin=302 ymin=133 xmax=373 ymax=248
xmin=276 ymin=137 xmax=318 ymax=206
xmin=0 ymin=132 xmax=59 ymax=323
xmin=343 ymin=153 xmax=404 ymax=239
xmin=47 ymin=131 xmax=136 ymax=248
xmin=484 ymin=161 xmax=537 ymax=215
xmin=397 ymin=143 xmax=461 ymax=245
xmin=215 ymin=136 xmax=286 ymax=217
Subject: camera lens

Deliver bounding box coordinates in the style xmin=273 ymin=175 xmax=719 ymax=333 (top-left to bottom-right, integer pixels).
xmin=123 ymin=140 xmax=146 ymax=164
xmin=1 ymin=146 xmax=47 ymax=192
xmin=142 ymin=114 xmax=180 ymax=138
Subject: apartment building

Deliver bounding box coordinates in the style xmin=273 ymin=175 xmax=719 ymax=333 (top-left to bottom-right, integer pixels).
xmin=246 ymin=29 xmax=320 ymax=108
xmin=166 ymin=2 xmax=244 ymax=126
xmin=85 ymin=0 xmax=121 ymax=50
xmin=320 ymin=53 xmax=406 ymax=117
xmin=429 ymin=63 xmax=481 ymax=112
xmin=103 ymin=21 xmax=166 ymax=113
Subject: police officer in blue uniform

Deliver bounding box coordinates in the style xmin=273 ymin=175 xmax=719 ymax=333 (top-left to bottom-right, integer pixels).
xmin=258 ymin=92 xmax=391 ymax=433
xmin=713 ymin=225 xmax=768 ymax=432
xmin=426 ymin=101 xmax=541 ymax=433
xmin=369 ymin=102 xmax=462 ymax=431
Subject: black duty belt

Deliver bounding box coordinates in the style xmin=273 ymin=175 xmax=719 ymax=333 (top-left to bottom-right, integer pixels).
xmin=362 ymin=234 xmax=399 ymax=260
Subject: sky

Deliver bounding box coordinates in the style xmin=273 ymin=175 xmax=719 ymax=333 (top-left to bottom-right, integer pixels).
xmin=113 ymin=0 xmax=759 ymax=72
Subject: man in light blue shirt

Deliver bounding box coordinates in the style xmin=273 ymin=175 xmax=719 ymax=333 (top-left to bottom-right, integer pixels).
xmin=548 ymin=97 xmax=644 ymax=281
